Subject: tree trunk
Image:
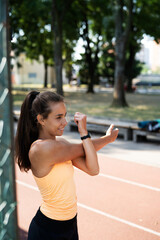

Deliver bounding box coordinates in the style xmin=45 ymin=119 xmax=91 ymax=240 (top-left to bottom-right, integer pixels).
xmin=112 ymin=0 xmax=132 ymax=107
xmin=112 ymin=39 xmax=128 ymax=107
xmin=87 ymin=34 xmax=100 ymax=93
xmin=54 ymin=44 xmax=63 ymax=95
xmin=87 ymin=51 xmax=95 ymax=93
xmin=44 ymin=62 xmax=48 ymax=88
xmin=84 ymin=19 xmax=95 ymax=93
xmin=87 ymin=75 xmax=94 ymax=93
xmin=52 ymin=0 xmax=63 ymax=96
xmin=126 ymin=40 xmax=136 ymax=92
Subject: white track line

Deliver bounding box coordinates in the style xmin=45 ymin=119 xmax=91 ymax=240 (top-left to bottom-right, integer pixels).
xmin=77 ymin=203 xmax=160 ymax=237
xmin=75 ymin=167 xmax=160 ymax=192
xmin=99 ymin=173 xmax=160 ymax=192
xmin=16 ymin=180 xmax=39 ymax=191
xmin=16 ymin=180 xmax=160 ymax=237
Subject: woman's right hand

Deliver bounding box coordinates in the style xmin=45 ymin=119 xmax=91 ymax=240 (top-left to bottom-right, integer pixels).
xmin=74 ymin=112 xmax=88 ymax=136
xmin=106 ymin=124 xmax=119 ymax=143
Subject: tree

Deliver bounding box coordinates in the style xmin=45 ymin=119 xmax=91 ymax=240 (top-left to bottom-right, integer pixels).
xmin=63 ymin=40 xmax=76 ymax=84
xmin=112 ymin=0 xmax=133 ymax=107
xmin=124 ymin=0 xmax=160 ymax=92
xmin=79 ymin=18 xmax=102 ymax=93
xmin=75 ymin=0 xmax=111 ymax=93
xmin=125 ymin=32 xmax=142 ymax=92
xmin=98 ymin=43 xmax=115 ymax=85
xmin=10 ymin=0 xmax=54 ymax=88
xmin=136 ymin=0 xmax=160 ymax=43
xmin=10 ymin=0 xmax=81 ymax=92
xmin=51 ymin=0 xmax=77 ymax=95
xmin=12 ymin=29 xmax=54 ymax=88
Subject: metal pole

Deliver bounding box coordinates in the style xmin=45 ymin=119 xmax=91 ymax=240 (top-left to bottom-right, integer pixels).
xmin=0 ymin=0 xmax=18 ymax=239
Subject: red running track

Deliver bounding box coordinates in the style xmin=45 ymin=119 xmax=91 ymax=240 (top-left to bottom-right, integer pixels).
xmin=15 ymin=153 xmax=160 ymax=240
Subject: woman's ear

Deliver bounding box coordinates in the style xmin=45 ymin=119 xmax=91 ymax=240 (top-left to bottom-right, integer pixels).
xmin=37 ymin=114 xmax=45 ymax=126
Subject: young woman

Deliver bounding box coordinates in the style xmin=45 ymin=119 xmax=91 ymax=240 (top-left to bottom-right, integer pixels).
xmin=15 ymin=90 xmax=118 ymax=240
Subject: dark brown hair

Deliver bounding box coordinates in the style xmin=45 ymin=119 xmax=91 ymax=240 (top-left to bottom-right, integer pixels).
xmin=15 ymin=90 xmax=64 ymax=172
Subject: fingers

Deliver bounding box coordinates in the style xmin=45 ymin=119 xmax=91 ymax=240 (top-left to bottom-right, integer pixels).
xmin=113 ymin=128 xmax=119 ymax=134
xmin=74 ymin=112 xmax=80 ymax=124
xmin=109 ymin=124 xmax=114 ymax=131
xmin=107 ymin=124 xmax=114 ymax=133
xmin=108 ymin=124 xmax=119 ymax=132
xmin=74 ymin=112 xmax=86 ymax=125
xmin=106 ymin=124 xmax=119 ymax=138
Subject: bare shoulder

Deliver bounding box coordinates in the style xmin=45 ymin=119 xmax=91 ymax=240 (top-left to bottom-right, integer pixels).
xmin=29 ymin=138 xmax=71 ymax=167
xmin=29 ymin=139 xmax=55 ymax=163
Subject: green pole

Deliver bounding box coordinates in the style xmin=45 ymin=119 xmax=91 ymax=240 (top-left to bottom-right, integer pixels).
xmin=0 ymin=0 xmax=18 ymax=239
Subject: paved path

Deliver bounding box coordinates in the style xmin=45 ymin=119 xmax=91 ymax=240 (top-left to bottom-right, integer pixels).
xmin=15 ymin=126 xmax=160 ymax=240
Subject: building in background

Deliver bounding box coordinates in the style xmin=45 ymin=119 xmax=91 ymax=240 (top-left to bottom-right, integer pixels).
xmin=149 ymin=41 xmax=160 ymax=72
xmin=12 ymin=53 xmax=68 ymax=86
xmin=136 ymin=36 xmax=160 ymax=73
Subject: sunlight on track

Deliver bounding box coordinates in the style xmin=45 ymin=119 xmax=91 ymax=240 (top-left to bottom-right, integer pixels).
xmin=16 ymin=180 xmax=160 ymax=237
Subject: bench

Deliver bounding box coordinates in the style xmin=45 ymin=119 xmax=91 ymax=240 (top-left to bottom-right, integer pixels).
xmin=69 ymin=116 xmax=137 ymax=141
xmin=69 ymin=117 xmax=160 ymax=142
xmin=13 ymin=110 xmax=160 ymax=143
xmin=133 ymin=129 xmax=160 ymax=142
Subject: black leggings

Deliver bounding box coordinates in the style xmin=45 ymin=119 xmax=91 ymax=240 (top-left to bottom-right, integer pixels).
xmin=27 ymin=209 xmax=79 ymax=240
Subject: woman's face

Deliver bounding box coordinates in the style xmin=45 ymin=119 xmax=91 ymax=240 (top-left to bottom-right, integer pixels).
xmin=39 ymin=102 xmax=68 ymax=139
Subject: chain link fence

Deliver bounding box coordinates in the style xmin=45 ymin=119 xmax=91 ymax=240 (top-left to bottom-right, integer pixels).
xmin=0 ymin=0 xmax=18 ymax=239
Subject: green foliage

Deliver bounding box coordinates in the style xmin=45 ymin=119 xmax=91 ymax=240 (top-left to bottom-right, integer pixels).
xmin=10 ymin=0 xmax=53 ymax=63
xmin=75 ymin=53 xmax=89 ymax=84
xmin=141 ymin=64 xmax=150 ymax=74
xmin=9 ymin=0 xmax=160 ymax=96
xmin=125 ymin=58 xmax=143 ymax=81
xmin=74 ymin=0 xmax=114 ymax=92
xmin=63 ymin=40 xmax=76 ymax=83
xmin=135 ymin=0 xmax=160 ymax=42
xmin=98 ymin=43 xmax=115 ymax=84
xmin=10 ymin=0 xmax=54 ymax=87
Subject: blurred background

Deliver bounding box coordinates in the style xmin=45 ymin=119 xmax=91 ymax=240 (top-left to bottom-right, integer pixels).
xmin=1 ymin=0 xmax=160 ymax=239
xmin=9 ymin=0 xmax=160 ymax=120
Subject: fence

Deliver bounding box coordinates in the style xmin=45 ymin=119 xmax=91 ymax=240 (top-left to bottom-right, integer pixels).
xmin=0 ymin=0 xmax=18 ymax=239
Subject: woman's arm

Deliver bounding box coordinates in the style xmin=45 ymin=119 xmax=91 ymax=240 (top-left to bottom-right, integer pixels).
xmin=92 ymin=124 xmax=119 ymax=151
xmin=72 ymin=112 xmax=99 ymax=176
xmin=71 ymin=123 xmax=118 ymax=175
xmin=58 ymin=124 xmax=118 ymax=153
xmin=30 ymin=120 xmax=118 ymax=172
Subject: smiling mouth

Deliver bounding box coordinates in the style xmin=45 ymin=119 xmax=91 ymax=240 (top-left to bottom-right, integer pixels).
xmin=59 ymin=128 xmax=64 ymax=131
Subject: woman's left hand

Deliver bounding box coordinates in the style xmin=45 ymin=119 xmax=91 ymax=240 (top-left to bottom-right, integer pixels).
xmin=74 ymin=112 xmax=88 ymax=136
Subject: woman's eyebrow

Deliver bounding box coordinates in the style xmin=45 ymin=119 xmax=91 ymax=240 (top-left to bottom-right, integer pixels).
xmin=55 ymin=112 xmax=67 ymax=117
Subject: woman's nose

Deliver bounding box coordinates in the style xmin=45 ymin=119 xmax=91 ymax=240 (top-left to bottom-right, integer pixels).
xmin=62 ymin=117 xmax=68 ymax=125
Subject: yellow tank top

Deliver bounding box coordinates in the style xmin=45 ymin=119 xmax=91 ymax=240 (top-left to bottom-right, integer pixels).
xmin=33 ymin=160 xmax=77 ymax=221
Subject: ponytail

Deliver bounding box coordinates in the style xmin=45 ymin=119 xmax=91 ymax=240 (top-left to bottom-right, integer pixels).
xmin=15 ymin=91 xmax=40 ymax=172
xmin=15 ymin=90 xmax=64 ymax=172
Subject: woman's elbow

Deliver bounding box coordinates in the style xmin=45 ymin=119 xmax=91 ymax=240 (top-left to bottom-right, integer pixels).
xmin=89 ymin=166 xmax=99 ymax=176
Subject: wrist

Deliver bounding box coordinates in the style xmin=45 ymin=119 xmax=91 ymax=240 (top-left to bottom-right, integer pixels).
xmin=80 ymin=131 xmax=88 ymax=137
xmin=81 ymin=132 xmax=91 ymax=140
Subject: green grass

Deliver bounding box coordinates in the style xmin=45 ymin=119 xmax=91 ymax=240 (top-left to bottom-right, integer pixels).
xmin=12 ymin=84 xmax=160 ymax=122
xmin=64 ymin=91 xmax=160 ymax=121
